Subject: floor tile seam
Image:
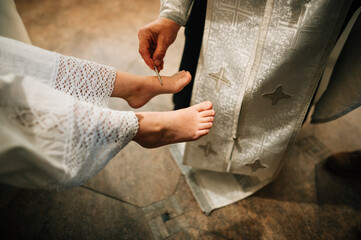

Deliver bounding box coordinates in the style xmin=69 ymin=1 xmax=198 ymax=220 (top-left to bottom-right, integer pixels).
xmin=139 ymin=171 xmax=183 ymax=210
xmin=141 ymin=196 xmax=175 ymax=210
xmin=171 ymin=174 xmax=183 ymax=196
xmin=80 ymin=185 xmax=140 ymax=208
xmin=145 ymin=211 xmax=187 ymax=224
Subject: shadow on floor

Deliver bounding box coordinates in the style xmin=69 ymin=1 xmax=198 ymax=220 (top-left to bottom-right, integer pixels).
xmin=0 ymin=185 xmax=151 ymax=240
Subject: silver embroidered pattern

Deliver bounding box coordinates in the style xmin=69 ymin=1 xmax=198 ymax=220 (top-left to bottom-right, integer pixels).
xmin=208 ymin=67 xmax=231 ymax=91
xmin=262 ymin=85 xmax=291 ymax=105
xmin=219 ymin=0 xmax=254 ymax=29
xmin=198 ymin=142 xmax=217 ymax=157
xmin=245 ymin=159 xmax=267 ymax=172
xmin=182 ymin=0 xmax=350 ymax=176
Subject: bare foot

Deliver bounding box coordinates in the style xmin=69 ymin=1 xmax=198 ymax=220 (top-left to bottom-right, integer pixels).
xmin=133 ymin=101 xmax=215 ymax=148
xmin=112 ymin=71 xmax=191 ymax=108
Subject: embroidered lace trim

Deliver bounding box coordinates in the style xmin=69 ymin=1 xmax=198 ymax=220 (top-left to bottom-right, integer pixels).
xmin=59 ymin=100 xmax=138 ymax=188
xmin=52 ymin=55 xmax=139 ymax=188
xmin=2 ymin=98 xmax=138 ymax=189
xmin=54 ymin=55 xmax=116 ymax=107
xmin=2 ymin=102 xmax=68 ymax=140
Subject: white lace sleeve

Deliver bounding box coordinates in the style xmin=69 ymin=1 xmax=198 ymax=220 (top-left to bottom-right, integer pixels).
xmin=0 ymin=74 xmax=138 ymax=189
xmin=0 ymin=37 xmax=139 ymax=189
xmin=54 ymin=55 xmax=116 ymax=107
xmin=159 ymin=0 xmax=194 ymax=26
xmin=60 ymin=99 xmax=138 ymax=189
xmin=0 ymin=36 xmax=116 ymax=108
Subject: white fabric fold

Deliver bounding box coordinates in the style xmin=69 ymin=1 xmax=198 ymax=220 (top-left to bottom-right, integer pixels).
xmin=0 ymin=37 xmax=139 ymax=189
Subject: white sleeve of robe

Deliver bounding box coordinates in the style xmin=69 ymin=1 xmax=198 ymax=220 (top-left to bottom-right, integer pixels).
xmin=159 ymin=0 xmax=194 ymax=26
xmin=0 ymin=37 xmax=139 ymax=189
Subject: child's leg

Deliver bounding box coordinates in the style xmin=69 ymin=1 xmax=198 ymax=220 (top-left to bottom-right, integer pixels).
xmin=111 ymin=70 xmax=191 ymax=108
xmin=133 ymin=101 xmax=215 ymax=148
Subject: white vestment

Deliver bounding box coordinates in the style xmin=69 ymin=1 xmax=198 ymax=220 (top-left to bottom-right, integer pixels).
xmin=161 ymin=0 xmax=352 ymax=195
xmin=0 ymin=37 xmax=138 ymax=189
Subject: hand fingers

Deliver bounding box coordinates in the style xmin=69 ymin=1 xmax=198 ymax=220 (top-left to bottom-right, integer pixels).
xmin=153 ymin=36 xmax=170 ymax=69
xmin=138 ymin=30 xmax=155 ymax=70
xmin=155 ymin=60 xmax=164 ymax=71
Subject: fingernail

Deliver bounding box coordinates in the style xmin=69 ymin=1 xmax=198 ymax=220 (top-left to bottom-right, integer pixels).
xmin=154 ymin=60 xmax=161 ymax=66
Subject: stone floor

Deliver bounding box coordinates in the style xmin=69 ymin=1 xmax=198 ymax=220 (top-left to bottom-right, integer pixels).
xmin=1 ymin=0 xmax=360 ymax=239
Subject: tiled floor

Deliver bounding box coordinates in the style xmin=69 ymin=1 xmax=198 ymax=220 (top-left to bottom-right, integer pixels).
xmin=1 ymin=0 xmax=360 ymax=239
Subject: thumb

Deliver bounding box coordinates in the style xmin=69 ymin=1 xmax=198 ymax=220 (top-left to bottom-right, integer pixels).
xmin=153 ymin=37 xmax=169 ymax=67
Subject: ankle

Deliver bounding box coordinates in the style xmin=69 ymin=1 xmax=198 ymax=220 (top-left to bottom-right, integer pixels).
xmin=112 ymin=71 xmax=132 ymax=98
xmin=135 ymin=112 xmax=164 ymax=135
xmin=133 ymin=112 xmax=166 ymax=148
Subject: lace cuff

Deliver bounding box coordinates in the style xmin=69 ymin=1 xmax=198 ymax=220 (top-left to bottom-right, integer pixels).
xmin=54 ymin=55 xmax=116 ymax=107
xmin=58 ymin=100 xmax=139 ymax=189
xmin=0 ymin=74 xmax=138 ymax=189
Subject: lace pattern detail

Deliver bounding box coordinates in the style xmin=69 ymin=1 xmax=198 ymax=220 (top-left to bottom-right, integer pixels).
xmin=1 ymin=97 xmax=138 ymax=190
xmin=58 ymin=100 xmax=139 ymax=189
xmin=1 ymin=102 xmax=68 ymax=140
xmin=54 ymin=55 xmax=116 ymax=107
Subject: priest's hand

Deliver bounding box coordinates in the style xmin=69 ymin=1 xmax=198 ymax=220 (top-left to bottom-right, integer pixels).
xmin=138 ymin=17 xmax=181 ymax=71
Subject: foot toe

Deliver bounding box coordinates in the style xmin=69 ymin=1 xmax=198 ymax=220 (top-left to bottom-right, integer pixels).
xmin=178 ymin=71 xmax=191 ymax=82
xmin=195 ymin=129 xmax=210 ymax=139
xmin=183 ymin=71 xmax=191 ymax=83
xmin=172 ymin=71 xmax=191 ymax=92
xmin=200 ymin=109 xmax=215 ymax=117
xmin=195 ymin=101 xmax=213 ymax=111
xmin=199 ymin=122 xmax=213 ymax=130
xmin=200 ymin=116 xmax=214 ymax=123
xmin=175 ymin=70 xmax=188 ymax=78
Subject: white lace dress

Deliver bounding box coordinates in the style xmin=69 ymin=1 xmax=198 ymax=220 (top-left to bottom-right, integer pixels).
xmin=0 ymin=37 xmax=139 ymax=189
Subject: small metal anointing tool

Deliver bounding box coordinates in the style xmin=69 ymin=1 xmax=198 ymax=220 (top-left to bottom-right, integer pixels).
xmin=154 ymin=64 xmax=163 ymax=85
